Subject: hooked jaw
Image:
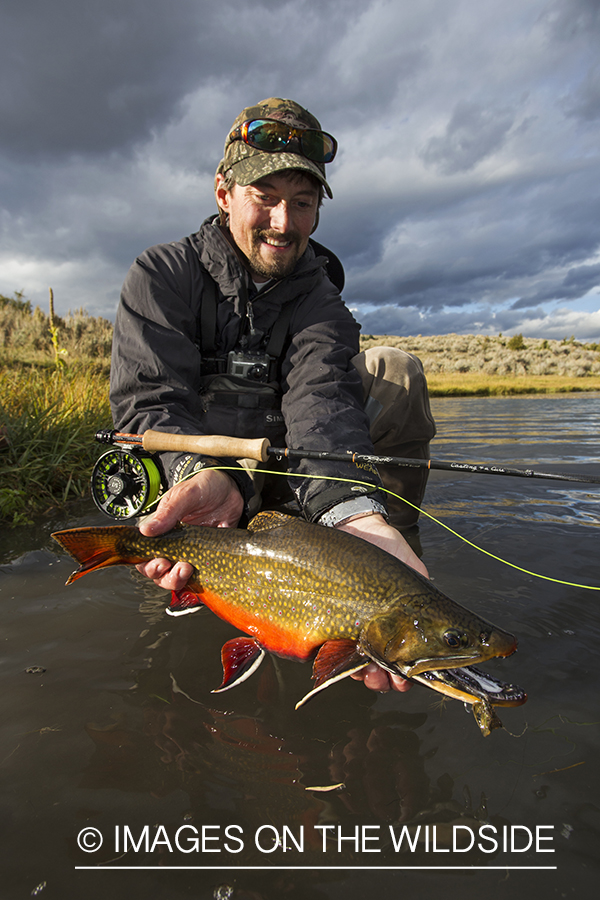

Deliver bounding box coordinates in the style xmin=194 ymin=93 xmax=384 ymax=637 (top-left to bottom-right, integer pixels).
xmin=393 ymin=654 xmax=489 ymax=679
xmin=415 ymin=665 xmax=527 ymax=707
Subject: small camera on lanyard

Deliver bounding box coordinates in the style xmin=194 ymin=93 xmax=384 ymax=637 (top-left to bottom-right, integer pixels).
xmin=227 ymin=350 xmax=272 ymax=382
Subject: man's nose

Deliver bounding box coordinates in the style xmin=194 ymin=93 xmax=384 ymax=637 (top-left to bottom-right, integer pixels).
xmin=269 ymin=201 xmax=291 ymax=233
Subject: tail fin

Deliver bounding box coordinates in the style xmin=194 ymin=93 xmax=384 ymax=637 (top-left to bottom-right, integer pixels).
xmin=52 ymin=526 xmax=142 ymax=584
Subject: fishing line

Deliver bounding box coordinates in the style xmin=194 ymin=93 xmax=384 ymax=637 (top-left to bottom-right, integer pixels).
xmin=173 ymin=465 xmax=599 ymax=592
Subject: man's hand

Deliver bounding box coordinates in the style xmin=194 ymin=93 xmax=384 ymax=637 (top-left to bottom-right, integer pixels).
xmin=351 ymin=663 xmax=413 ymax=693
xmin=337 ymin=513 xmax=428 ymax=578
xmin=338 ymin=513 xmax=428 ymax=695
xmin=136 ymin=469 xmax=244 ymax=590
xmin=137 ymin=491 xmax=420 ymax=696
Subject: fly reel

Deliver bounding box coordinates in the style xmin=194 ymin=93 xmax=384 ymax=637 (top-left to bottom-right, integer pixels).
xmin=91 ymin=448 xmax=164 ymax=520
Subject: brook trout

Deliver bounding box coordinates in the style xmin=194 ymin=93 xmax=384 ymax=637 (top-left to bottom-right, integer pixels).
xmin=52 ymin=511 xmax=525 ymax=734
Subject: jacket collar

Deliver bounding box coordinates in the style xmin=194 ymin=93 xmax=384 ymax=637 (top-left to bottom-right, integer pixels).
xmin=195 ymin=215 xmax=326 ymax=306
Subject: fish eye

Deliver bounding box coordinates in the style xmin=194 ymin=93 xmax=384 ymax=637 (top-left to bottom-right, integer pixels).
xmin=443 ymin=629 xmax=468 ymax=649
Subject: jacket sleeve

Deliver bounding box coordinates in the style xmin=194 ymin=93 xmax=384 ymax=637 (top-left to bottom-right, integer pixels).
xmin=109 ymin=242 xmax=253 ymax=504
xmin=280 ymin=280 xmax=387 ymax=521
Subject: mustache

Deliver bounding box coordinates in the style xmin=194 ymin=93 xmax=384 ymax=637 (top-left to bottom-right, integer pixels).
xmin=257 ymin=229 xmax=300 ymax=244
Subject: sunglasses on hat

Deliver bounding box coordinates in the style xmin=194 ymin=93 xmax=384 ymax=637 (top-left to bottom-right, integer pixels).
xmin=227 ymin=118 xmax=337 ymax=164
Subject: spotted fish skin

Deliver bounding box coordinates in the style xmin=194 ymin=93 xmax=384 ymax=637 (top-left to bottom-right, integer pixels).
xmin=52 ymin=511 xmax=517 ymax=680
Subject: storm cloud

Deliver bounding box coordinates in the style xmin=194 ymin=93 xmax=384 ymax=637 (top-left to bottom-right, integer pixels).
xmin=1 ymin=0 xmax=600 ymax=339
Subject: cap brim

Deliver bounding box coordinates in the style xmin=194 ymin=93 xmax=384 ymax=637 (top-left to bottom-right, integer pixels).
xmin=229 ymin=151 xmax=333 ymax=199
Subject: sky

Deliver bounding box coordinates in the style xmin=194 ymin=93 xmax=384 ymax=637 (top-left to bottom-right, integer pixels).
xmin=2 ymin=0 xmax=600 ymax=340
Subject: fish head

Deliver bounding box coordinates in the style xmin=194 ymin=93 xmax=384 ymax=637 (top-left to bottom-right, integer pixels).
xmin=359 ymin=590 xmax=517 ymax=678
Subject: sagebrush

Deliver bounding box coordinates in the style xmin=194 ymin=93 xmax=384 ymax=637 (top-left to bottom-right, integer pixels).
xmin=360 ymin=332 xmax=600 ymax=378
xmin=1 ymin=291 xmax=112 ymax=367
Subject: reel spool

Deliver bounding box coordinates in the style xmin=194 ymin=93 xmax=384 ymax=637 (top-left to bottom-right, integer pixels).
xmin=91 ymin=448 xmax=163 ymax=520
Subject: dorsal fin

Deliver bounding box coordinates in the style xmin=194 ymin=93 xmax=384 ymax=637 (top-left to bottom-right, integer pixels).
xmin=247 ymin=510 xmax=296 ymax=533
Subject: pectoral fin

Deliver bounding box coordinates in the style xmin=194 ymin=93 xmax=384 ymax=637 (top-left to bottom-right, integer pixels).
xmin=212 ymin=637 xmax=266 ymax=693
xmin=295 ymin=640 xmax=368 ymax=709
xmin=166 ymin=588 xmax=205 ymax=617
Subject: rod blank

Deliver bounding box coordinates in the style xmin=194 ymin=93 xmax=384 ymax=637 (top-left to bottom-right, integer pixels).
xmin=268 ymin=447 xmax=600 ymax=485
xmin=96 ymin=430 xmax=600 ymax=487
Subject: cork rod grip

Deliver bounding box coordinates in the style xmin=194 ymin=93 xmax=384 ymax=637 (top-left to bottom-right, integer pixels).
xmin=141 ymin=430 xmax=270 ymax=462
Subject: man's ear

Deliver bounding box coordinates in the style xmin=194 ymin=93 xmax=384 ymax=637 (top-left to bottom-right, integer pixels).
xmin=215 ymin=173 xmax=231 ymax=213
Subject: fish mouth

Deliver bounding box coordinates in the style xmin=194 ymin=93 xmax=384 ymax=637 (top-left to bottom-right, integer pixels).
xmin=387 ymin=631 xmax=518 ymax=678
xmin=393 ymin=651 xmax=506 ymax=679
xmin=409 ymin=664 xmax=527 ymax=708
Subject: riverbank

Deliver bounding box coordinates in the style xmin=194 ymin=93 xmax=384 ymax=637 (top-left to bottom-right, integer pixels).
xmin=4 ymin=300 xmax=600 ymax=523
xmin=426 ymin=372 xmax=600 ymax=395
xmin=0 ymin=362 xmax=111 ymax=525
xmin=3 ymin=356 xmax=599 ymax=526
xmin=360 ymin=332 xmax=600 ymax=395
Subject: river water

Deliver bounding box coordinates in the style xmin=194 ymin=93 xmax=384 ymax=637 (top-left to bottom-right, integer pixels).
xmin=1 ymin=393 xmax=599 ymax=900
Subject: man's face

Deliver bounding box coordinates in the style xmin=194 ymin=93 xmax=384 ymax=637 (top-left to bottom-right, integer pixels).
xmin=216 ymin=172 xmax=319 ymax=281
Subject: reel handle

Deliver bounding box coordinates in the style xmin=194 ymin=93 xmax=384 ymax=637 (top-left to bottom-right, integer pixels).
xmin=141 ymin=430 xmax=270 ymax=462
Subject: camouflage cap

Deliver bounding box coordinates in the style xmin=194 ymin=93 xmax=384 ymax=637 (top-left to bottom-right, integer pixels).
xmin=217 ymin=97 xmax=334 ymax=198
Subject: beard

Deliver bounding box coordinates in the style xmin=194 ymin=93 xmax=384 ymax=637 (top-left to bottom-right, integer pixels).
xmin=243 ymin=229 xmax=306 ymax=280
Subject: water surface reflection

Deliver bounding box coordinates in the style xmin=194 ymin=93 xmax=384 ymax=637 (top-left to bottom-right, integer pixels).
xmin=1 ymin=393 xmax=599 ymax=899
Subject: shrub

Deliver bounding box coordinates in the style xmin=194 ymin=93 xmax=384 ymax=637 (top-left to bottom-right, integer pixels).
xmin=507 ymin=333 xmax=526 ymax=351
xmin=0 ymin=290 xmax=112 ymax=367
xmin=0 ymin=290 xmax=32 ymax=314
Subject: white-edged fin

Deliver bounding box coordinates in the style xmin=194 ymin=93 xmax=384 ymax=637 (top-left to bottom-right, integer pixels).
xmin=166 ymin=588 xmax=205 ymax=617
xmin=212 ymin=637 xmax=266 ymax=693
xmin=166 ymin=605 xmax=204 ymax=618
xmin=295 ymin=661 xmax=369 ymax=709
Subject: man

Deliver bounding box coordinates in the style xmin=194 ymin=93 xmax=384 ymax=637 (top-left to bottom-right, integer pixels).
xmin=110 ymin=98 xmax=436 ymax=693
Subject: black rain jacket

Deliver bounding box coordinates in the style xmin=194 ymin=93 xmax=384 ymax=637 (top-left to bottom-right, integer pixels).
xmin=110 ymin=216 xmax=385 ymax=521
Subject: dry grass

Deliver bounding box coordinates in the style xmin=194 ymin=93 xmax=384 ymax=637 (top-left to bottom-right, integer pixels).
xmin=0 ymin=363 xmax=111 ymax=524
xmin=425 ymin=372 xmax=600 ymax=395
xmin=1 ymin=291 xmax=112 ymax=370
xmin=360 ymin=332 xmax=600 ymax=394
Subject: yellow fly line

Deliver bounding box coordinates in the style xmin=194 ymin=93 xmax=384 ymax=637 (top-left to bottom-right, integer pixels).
xmin=158 ymin=465 xmax=600 ymax=592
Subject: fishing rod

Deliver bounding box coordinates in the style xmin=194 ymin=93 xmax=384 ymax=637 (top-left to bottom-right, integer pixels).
xmin=91 ymin=428 xmax=600 ymax=520
xmin=95 ymin=429 xmax=600 ymax=484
